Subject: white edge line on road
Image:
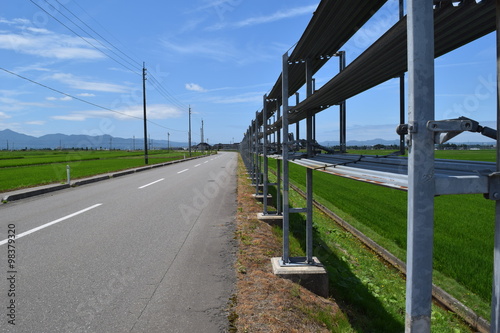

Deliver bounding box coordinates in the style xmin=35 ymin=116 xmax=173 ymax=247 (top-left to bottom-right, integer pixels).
xmin=138 ymin=178 xmax=165 ymax=189
xmin=194 ymin=164 xmax=201 ymax=167
xmin=0 ymin=203 xmax=103 ymax=246
xmin=177 ymin=169 xmax=189 ymax=174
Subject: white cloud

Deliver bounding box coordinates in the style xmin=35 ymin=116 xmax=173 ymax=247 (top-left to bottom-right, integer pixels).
xmin=0 ymin=18 xmax=30 ymax=25
xmin=161 ymin=38 xmax=238 ymax=62
xmin=185 ymin=83 xmax=207 ymax=92
xmin=0 ymin=19 xmax=104 ymax=60
xmin=26 ymin=120 xmax=46 ymax=125
xmin=210 ymin=92 xmax=263 ymax=104
xmin=46 ymin=96 xmax=72 ymax=101
xmin=0 ymin=92 xmax=51 ymax=113
xmin=52 ymin=104 xmax=183 ymax=122
xmin=208 ymin=4 xmax=317 ymax=30
xmin=78 ymin=93 xmax=95 ymax=97
xmin=14 ymin=62 xmax=52 ymax=73
xmin=48 ymin=73 xmax=132 ymax=93
xmin=0 ymin=111 xmax=10 ymax=119
xmin=52 ymin=114 xmax=88 ymax=121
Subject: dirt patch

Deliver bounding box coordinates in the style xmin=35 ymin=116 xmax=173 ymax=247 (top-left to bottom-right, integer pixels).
xmin=230 ymin=157 xmax=346 ymax=332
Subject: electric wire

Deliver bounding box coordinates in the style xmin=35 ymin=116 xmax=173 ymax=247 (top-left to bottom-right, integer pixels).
xmin=28 ymin=0 xmax=141 ymax=76
xmin=29 ymin=0 xmax=189 ymax=117
xmin=0 ymin=67 xmax=186 ymax=133
xmin=55 ymin=0 xmax=187 ymax=111
xmin=147 ymin=74 xmax=189 ymax=112
xmin=22 ymin=1 xmax=189 ymax=132
xmin=52 ymin=0 xmax=142 ymax=71
xmin=71 ymin=0 xmax=143 ymax=68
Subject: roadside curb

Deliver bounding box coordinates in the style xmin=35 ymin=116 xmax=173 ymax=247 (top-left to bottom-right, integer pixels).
xmin=1 ymin=154 xmax=211 ymax=204
xmin=2 ymin=184 xmax=71 ymax=203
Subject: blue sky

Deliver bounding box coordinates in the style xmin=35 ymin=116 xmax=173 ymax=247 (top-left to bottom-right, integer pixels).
xmin=0 ymin=0 xmax=496 ymax=145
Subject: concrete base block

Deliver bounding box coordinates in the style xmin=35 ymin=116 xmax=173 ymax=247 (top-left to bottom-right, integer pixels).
xmin=256 ymin=213 xmax=283 ymax=225
xmin=271 ymin=257 xmax=328 ymax=298
xmin=252 ymin=193 xmax=272 ymax=202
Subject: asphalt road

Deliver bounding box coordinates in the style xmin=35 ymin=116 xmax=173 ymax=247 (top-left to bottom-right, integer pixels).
xmin=0 ymin=152 xmax=238 ymax=333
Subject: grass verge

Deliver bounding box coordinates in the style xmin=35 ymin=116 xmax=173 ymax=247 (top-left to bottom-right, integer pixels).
xmin=232 ymin=155 xmax=353 ymax=332
xmin=233 ymin=155 xmax=474 ymax=332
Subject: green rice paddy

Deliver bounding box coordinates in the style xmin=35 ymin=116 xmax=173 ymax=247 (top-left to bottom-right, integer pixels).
xmin=270 ymin=149 xmax=496 ymax=320
xmin=0 ymin=150 xmax=203 ymax=192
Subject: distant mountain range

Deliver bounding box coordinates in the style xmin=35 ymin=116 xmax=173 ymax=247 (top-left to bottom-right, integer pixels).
xmin=0 ymin=129 xmax=494 ymax=151
xmin=0 ymin=129 xmax=188 ymax=150
xmin=319 ymin=139 xmax=400 ymax=147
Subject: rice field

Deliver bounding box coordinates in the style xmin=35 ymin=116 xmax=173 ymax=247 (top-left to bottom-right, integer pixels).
xmin=270 ymin=149 xmax=496 ymax=319
xmin=0 ymin=149 xmax=202 ymax=193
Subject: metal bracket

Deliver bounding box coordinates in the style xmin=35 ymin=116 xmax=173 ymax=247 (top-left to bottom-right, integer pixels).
xmin=427 ymin=118 xmax=476 ymax=132
xmin=425 ymin=117 xmax=493 ymax=144
xmin=486 ymin=172 xmax=500 ymax=200
xmin=396 ymin=124 xmax=409 ymax=136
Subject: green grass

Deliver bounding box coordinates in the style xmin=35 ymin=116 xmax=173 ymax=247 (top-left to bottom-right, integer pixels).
xmin=267 ymin=172 xmax=472 ymax=332
xmin=339 ymin=148 xmax=496 ymax=162
xmin=267 ymin=149 xmax=495 ymax=320
xmin=0 ymin=150 xmax=204 ymax=192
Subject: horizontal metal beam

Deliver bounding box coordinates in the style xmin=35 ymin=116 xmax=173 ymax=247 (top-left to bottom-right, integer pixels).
xmin=287 ymin=154 xmax=494 ymax=195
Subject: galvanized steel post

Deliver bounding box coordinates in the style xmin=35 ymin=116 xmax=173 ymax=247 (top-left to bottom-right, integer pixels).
xmin=263 ymin=95 xmax=269 ymax=215
xmin=399 ymin=0 xmax=406 ymax=155
xmin=295 ymin=92 xmax=300 ymax=141
xmin=305 ymin=58 xmax=314 ymax=263
xmin=405 ymin=0 xmax=435 ymax=331
xmin=491 ymin=2 xmax=500 ymax=331
xmin=338 ymin=51 xmax=347 ymax=153
xmin=282 ymin=52 xmax=290 ymax=264
xmin=276 ymin=99 xmax=282 ymax=215
xmin=255 ymin=111 xmax=260 ymax=196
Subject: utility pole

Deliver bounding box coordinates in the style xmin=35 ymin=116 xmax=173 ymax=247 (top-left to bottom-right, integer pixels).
xmin=188 ymin=106 xmax=192 ymax=157
xmin=201 ymin=119 xmax=204 ymax=144
xmin=167 ymin=132 xmax=170 ymax=151
xmin=143 ymin=62 xmax=149 ymax=164
xmin=133 ymin=136 xmax=135 ymax=150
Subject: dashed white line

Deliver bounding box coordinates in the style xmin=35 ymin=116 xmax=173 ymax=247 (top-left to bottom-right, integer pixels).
xmin=177 ymin=169 xmax=189 ymax=174
xmin=194 ymin=164 xmax=201 ymax=167
xmin=204 ymin=161 xmax=209 ymax=164
xmin=0 ymin=204 xmax=103 ymax=246
xmin=138 ymin=178 xmax=165 ymax=189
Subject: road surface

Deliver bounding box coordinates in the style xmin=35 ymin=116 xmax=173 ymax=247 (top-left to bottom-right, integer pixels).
xmin=0 ymin=152 xmax=237 ymax=332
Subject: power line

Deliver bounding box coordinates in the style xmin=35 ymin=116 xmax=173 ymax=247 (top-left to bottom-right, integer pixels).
xmin=71 ymin=0 xmax=143 ymax=67
xmin=28 ymin=0 xmax=141 ymax=76
xmin=28 ymin=0 xmax=190 ymax=118
xmin=147 ymin=74 xmax=189 ymax=111
xmin=0 ymin=66 xmax=139 ymax=119
xmin=52 ymin=0 xmax=142 ymax=70
xmin=0 ymin=66 xmax=186 ymax=132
